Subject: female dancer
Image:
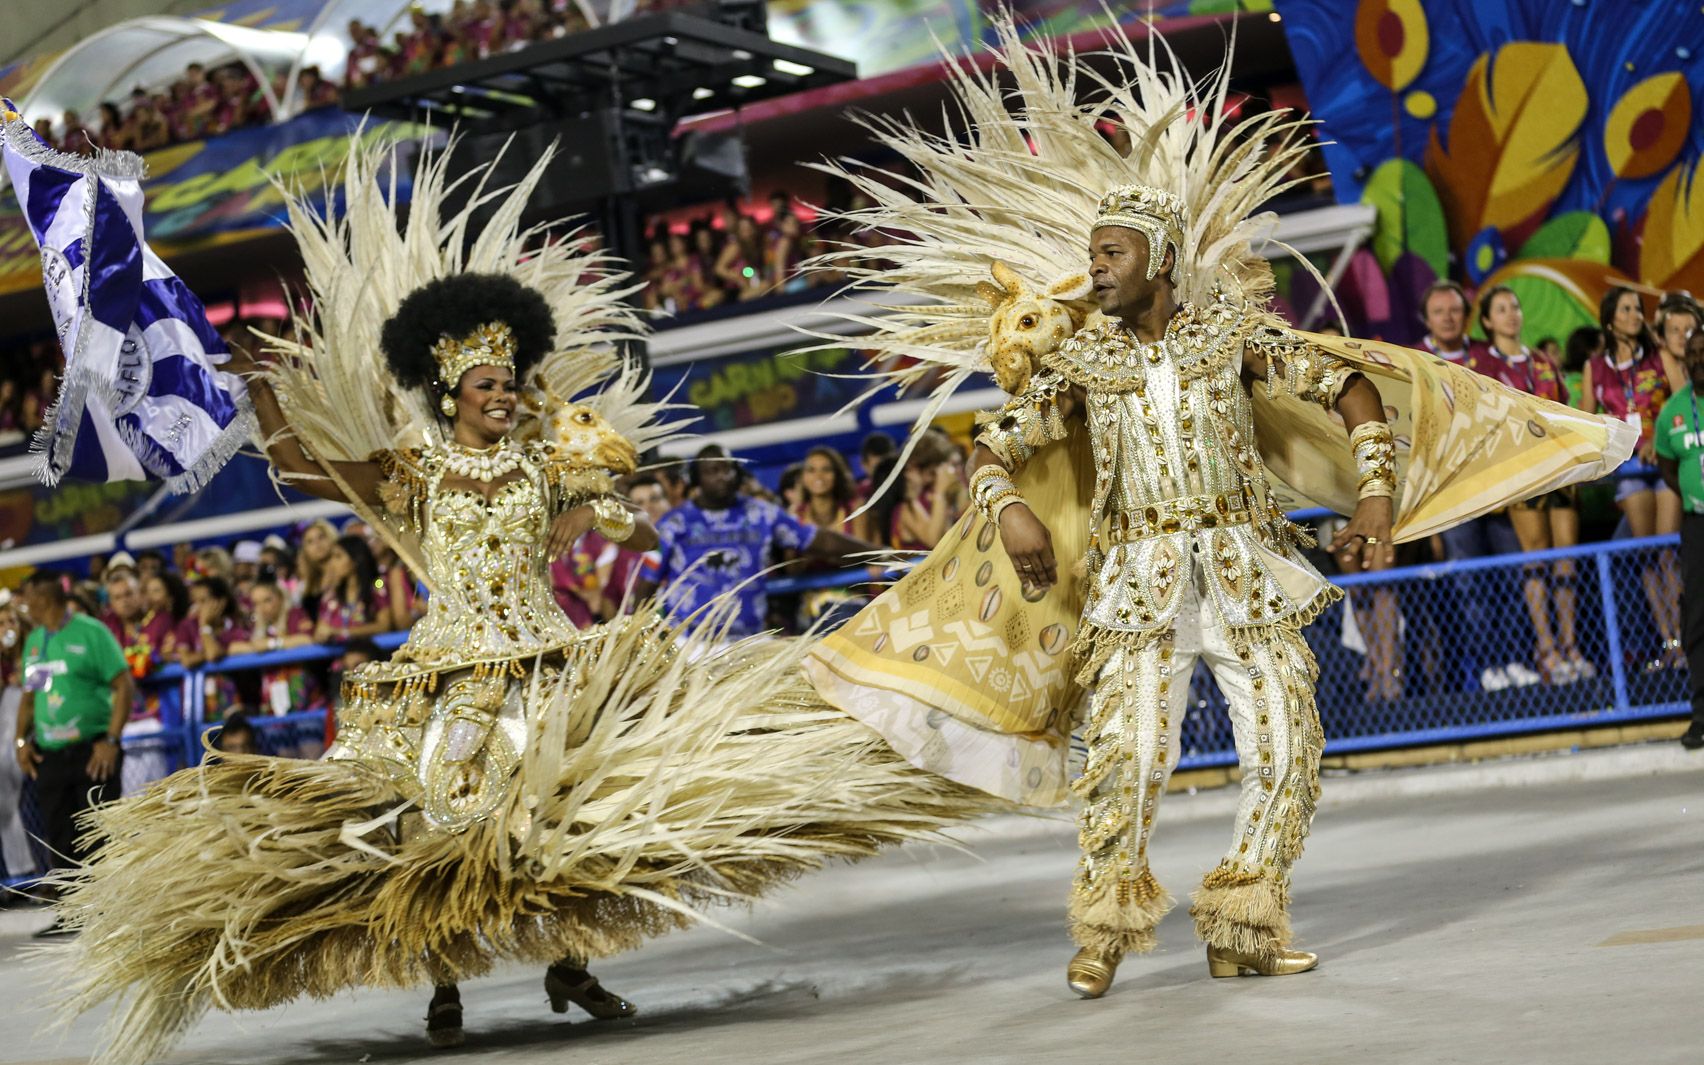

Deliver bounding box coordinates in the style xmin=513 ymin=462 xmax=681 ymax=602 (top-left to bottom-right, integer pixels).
xmin=227 ymin=273 xmax=647 ymax=1046
xmin=1582 ymin=285 xmax=1681 ymax=667
xmin=1477 ymin=285 xmax=1589 ymax=683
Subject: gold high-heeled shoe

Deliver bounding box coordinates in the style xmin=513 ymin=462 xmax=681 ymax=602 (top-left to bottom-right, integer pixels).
xmin=545 ymin=964 xmax=638 ymax=1020
xmin=1066 ymin=947 xmax=1120 ymax=999
xmin=1206 ymin=945 xmax=1318 ymax=978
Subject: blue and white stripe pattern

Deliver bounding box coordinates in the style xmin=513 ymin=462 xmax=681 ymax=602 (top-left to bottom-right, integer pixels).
xmin=1 ymin=102 xmax=252 ymax=493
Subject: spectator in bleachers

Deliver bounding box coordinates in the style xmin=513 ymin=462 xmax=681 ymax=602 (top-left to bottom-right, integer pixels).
xmin=100 ymin=570 xmax=169 ymax=682
xmin=232 ymin=540 xmax=262 ymax=603
xmin=1654 ymin=327 xmax=1704 ymax=748
xmin=211 ymin=712 xmax=258 ymax=756
xmin=659 ymin=230 xmax=723 ymax=313
xmin=1584 ymin=285 xmax=1681 ymax=668
xmin=1654 ymin=292 xmax=1700 ymax=395
xmin=716 ymin=214 xmax=771 ymax=303
xmin=227 ymin=581 xmax=318 ymax=715
xmin=345 ymin=19 xmax=387 ymax=89
xmin=1562 ymin=326 xmax=1601 ymax=407
xmin=856 ymin=431 xmax=896 ymax=500
xmin=94 ymin=102 xmax=126 ymax=150
xmin=141 ymin=571 xmax=189 ymax=657
xmin=1478 ymin=285 xmax=1586 ymax=684
xmin=1417 ymin=281 xmax=1488 ymax=369
xmin=0 ymin=378 xmax=18 ymax=435
xmin=174 ymin=576 xmax=244 ymax=671
xmin=792 ymin=446 xmax=857 ymax=532
xmin=193 ymin=545 xmax=236 ymax=586
xmin=135 ymin=550 xmax=166 ymax=581
xmin=635 ymin=444 xmax=877 ymax=638
xmin=768 ymin=211 xmax=814 ymax=295
xmin=889 ymin=428 xmax=966 ymax=551
xmin=102 ymin=550 xmax=137 ymax=582
xmin=664 ymin=464 xmax=694 ymax=507
xmin=314 ymin=535 xmax=391 ymax=646
xmin=0 ymin=592 xmax=40 ymax=883
xmin=295 ymin=519 xmax=338 ymax=621
xmin=14 ymin=570 xmax=131 ymax=934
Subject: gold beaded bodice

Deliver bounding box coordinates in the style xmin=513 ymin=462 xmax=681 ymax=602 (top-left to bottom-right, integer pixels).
xmin=980 ymin=303 xmax=1345 ymax=638
xmin=369 ymin=441 xmax=610 ymax=676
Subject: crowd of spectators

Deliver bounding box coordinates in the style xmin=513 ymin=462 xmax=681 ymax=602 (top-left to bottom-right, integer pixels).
xmin=638 ymin=184 xmax=893 ymax=314
xmin=30 ymin=0 xmax=694 ymax=156
xmin=0 ymin=339 xmax=58 ymax=449
xmin=1330 ymin=280 xmax=1699 ymax=701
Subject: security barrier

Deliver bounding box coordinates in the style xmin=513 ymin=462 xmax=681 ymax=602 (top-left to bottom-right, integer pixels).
xmin=2 ymin=534 xmax=1688 ymax=887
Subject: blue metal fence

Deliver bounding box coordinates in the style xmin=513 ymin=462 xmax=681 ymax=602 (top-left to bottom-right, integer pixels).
xmin=1 ymin=534 xmax=1687 ymax=887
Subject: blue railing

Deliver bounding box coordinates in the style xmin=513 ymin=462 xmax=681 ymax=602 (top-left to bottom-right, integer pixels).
xmin=1 ymin=533 xmax=1686 ymax=885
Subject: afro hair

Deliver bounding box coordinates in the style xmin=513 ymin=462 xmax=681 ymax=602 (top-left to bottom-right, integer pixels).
xmin=380 ymin=273 xmax=557 ymax=393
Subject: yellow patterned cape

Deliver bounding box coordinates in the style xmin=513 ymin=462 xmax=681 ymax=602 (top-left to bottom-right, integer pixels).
xmin=804 ymin=331 xmax=1637 ymax=806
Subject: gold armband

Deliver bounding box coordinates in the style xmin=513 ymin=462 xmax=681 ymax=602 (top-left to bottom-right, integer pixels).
xmin=1350 ymin=421 xmax=1396 ymax=500
xmin=591 ymin=496 xmax=636 ymax=543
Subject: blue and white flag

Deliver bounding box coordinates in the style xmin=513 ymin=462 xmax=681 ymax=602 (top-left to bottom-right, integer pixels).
xmin=0 ymin=102 xmax=252 ymax=493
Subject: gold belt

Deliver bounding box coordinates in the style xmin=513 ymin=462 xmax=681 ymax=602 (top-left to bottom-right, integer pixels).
xmin=1102 ymin=487 xmax=1255 ymax=544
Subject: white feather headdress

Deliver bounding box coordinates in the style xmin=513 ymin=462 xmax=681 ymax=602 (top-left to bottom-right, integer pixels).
xmin=804 ymin=12 xmax=1324 ymax=456
xmin=258 ymin=134 xmax=691 ymax=574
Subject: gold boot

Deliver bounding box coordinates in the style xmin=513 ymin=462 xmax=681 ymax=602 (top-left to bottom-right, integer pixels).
xmin=1066 ymin=947 xmax=1121 ymax=999
xmin=1206 ymin=945 xmax=1318 ymax=978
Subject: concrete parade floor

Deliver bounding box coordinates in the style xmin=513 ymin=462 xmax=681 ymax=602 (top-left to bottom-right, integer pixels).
xmin=2 ymin=745 xmax=1700 ymax=1065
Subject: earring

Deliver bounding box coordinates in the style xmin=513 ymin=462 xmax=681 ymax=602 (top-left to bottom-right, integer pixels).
xmin=439 ymin=393 xmax=457 ymax=417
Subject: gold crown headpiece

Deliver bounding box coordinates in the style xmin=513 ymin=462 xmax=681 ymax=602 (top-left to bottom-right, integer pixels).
xmin=1094 ymin=184 xmax=1188 ymax=281
xmin=432 ymin=321 xmax=517 ymax=389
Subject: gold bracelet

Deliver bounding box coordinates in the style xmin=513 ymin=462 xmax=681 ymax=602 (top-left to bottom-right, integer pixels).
xmin=590 ymin=496 xmax=636 ymax=543
xmin=1350 ymin=422 xmax=1396 ymax=499
xmin=988 ymin=493 xmax=1029 ymax=526
xmin=969 ymin=463 xmax=1013 ymax=497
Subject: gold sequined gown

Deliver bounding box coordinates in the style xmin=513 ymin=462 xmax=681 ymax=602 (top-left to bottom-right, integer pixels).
xmin=48 ymin=441 xmax=997 ymax=1065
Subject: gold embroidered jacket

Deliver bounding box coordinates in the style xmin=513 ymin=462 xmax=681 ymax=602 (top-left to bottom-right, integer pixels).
xmin=975 ymin=302 xmax=1350 ymax=643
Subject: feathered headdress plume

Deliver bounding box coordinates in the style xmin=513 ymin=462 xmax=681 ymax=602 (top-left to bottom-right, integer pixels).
xmin=257 ymin=134 xmax=692 ymax=575
xmin=803 ymin=12 xmax=1325 ymax=476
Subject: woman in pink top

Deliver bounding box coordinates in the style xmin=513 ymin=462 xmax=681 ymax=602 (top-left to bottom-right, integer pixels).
xmin=1477 ymin=285 xmax=1587 ymax=684
xmin=314 ymin=535 xmax=392 ymax=646
xmin=1583 ymin=285 xmax=1682 ymax=666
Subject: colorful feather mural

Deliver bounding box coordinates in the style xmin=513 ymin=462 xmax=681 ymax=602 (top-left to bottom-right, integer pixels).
xmin=1278 ymin=0 xmax=1704 ymax=344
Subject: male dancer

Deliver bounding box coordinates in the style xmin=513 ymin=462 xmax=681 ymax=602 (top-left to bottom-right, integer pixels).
xmin=967 ymin=185 xmax=1398 ymax=995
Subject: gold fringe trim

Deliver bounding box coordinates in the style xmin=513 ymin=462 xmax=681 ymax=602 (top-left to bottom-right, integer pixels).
xmin=1188 ymin=862 xmax=1291 ymax=955
xmin=1068 ymin=868 xmax=1174 ymax=958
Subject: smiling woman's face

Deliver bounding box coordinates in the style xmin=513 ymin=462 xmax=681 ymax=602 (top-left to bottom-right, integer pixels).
xmin=451 ymin=365 xmax=518 ymax=444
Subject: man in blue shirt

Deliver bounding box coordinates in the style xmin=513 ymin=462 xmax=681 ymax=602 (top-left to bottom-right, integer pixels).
xmin=636 ymin=445 xmax=876 ymax=637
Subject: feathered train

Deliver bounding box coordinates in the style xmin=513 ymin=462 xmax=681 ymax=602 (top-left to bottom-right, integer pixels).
xmin=47 ymin=607 xmax=995 ymax=1065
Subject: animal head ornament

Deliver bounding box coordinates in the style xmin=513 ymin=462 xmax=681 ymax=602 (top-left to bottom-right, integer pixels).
xmin=978 ymin=261 xmax=1095 ymax=394
xmin=517 ymin=383 xmax=640 ymax=475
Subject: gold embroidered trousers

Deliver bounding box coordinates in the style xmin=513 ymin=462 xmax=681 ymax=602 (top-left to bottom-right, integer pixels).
xmin=1069 ymin=582 xmax=1324 ymax=958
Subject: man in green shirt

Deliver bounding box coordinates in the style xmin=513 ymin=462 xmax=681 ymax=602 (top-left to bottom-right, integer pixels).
xmin=1654 ymin=328 xmax=1704 ymax=750
xmin=13 ymin=570 xmax=133 ymax=935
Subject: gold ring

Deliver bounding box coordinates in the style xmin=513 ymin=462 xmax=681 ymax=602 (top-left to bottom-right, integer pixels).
xmin=1364 ymin=536 xmax=1382 ymax=544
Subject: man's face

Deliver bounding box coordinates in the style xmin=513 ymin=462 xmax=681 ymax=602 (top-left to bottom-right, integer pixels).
xmin=107 ymin=578 xmax=141 ymax=622
xmin=630 ymin=483 xmax=669 ymax=523
xmin=20 ymin=584 xmax=51 ymax=624
xmin=1663 ymin=312 xmax=1698 ymax=358
xmin=1423 ymin=290 xmax=1467 ymax=347
xmin=1089 ymin=226 xmax=1165 ymax=320
xmin=696 ymin=458 xmax=740 ymax=508
xmin=221 ymin=730 xmax=256 ymax=756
